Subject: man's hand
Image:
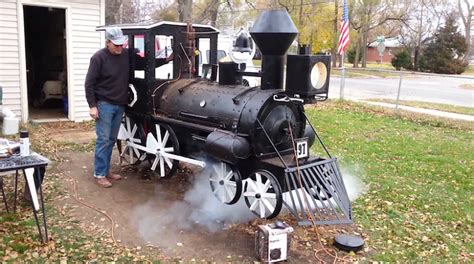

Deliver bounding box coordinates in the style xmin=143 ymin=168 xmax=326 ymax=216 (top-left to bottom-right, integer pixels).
xmin=90 ymin=107 xmax=99 ymax=120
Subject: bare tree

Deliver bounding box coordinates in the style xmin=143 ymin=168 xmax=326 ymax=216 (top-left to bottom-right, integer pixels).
xmin=194 ymin=0 xmax=220 ymax=26
xmin=105 ymin=0 xmax=123 ymax=24
xmin=397 ymin=0 xmax=452 ymax=69
xmin=350 ymin=0 xmax=409 ymax=68
xmin=178 ymin=0 xmax=193 ymax=22
xmin=458 ymin=0 xmax=473 ymax=63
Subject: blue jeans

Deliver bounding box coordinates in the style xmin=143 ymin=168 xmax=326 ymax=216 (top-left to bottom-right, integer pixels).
xmin=94 ymin=101 xmax=124 ymax=178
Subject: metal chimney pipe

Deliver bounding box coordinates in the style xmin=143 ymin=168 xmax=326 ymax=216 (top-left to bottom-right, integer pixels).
xmin=250 ymin=10 xmax=298 ymax=90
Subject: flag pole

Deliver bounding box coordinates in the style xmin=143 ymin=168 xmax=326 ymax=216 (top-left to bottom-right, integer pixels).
xmin=340 ymin=52 xmax=345 ymax=100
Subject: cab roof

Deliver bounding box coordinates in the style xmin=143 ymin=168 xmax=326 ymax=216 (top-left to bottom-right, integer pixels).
xmin=96 ymin=20 xmax=219 ymax=33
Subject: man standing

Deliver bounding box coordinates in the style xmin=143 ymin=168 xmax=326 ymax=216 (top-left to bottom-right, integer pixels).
xmin=85 ymin=27 xmax=128 ymax=188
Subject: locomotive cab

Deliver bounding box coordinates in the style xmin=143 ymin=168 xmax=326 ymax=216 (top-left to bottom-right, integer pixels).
xmin=97 ymin=22 xmax=221 ymax=115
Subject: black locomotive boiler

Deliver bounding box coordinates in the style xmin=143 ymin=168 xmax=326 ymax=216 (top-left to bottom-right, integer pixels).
xmin=97 ymin=10 xmax=352 ymax=225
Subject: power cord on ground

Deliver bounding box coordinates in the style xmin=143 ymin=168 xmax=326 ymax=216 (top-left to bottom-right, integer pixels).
xmin=67 ymin=174 xmax=118 ymax=246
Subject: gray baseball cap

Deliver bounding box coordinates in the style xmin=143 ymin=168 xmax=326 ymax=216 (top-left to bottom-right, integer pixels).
xmin=105 ymin=27 xmax=125 ymax=45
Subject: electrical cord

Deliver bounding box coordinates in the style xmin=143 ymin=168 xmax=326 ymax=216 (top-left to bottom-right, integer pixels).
xmin=67 ymin=174 xmax=118 ymax=246
xmin=285 ymin=105 xmax=351 ymax=263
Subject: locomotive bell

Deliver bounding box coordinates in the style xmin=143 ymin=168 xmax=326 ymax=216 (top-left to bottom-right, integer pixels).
xmin=230 ymin=28 xmax=255 ymax=64
xmin=232 ymin=30 xmax=252 ymax=53
xmin=250 ymin=10 xmax=298 ymax=90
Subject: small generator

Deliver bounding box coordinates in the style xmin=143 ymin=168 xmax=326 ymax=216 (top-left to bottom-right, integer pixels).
xmin=255 ymin=221 xmax=294 ymax=263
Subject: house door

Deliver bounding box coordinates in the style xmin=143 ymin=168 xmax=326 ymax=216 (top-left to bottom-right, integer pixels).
xmin=23 ymin=5 xmax=68 ymax=121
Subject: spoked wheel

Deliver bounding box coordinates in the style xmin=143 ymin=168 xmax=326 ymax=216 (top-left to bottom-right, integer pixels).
xmin=309 ymin=166 xmax=335 ymax=201
xmin=146 ymin=122 xmax=179 ymax=178
xmin=243 ymin=170 xmax=283 ymax=219
xmin=117 ymin=115 xmax=147 ymax=165
xmin=209 ymin=162 xmax=242 ymax=205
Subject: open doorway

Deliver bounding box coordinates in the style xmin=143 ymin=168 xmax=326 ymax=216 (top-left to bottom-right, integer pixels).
xmin=24 ymin=5 xmax=68 ymax=120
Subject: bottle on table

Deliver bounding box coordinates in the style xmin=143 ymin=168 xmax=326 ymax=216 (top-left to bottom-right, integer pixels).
xmin=20 ymin=130 xmax=30 ymax=156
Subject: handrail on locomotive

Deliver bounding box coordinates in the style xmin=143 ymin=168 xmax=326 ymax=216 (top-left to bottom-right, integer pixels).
xmin=97 ymin=10 xmax=352 ymax=225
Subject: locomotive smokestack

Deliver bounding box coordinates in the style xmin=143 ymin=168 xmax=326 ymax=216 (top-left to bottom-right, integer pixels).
xmin=250 ymin=10 xmax=298 ymax=90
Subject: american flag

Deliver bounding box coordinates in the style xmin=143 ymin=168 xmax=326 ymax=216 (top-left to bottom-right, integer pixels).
xmin=337 ymin=0 xmax=350 ymax=55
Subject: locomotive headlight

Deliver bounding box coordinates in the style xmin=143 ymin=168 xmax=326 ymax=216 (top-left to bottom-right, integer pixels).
xmin=310 ymin=62 xmax=328 ymax=89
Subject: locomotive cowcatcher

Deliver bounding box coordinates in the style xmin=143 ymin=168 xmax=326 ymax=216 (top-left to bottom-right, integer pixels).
xmin=97 ymin=10 xmax=352 ymax=225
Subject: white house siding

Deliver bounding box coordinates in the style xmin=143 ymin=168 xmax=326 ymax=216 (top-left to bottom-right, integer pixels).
xmin=0 ymin=0 xmax=21 ymax=115
xmin=0 ymin=0 xmax=104 ymax=122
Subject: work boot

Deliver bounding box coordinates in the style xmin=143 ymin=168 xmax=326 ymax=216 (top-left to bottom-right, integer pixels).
xmin=95 ymin=178 xmax=112 ymax=188
xmin=106 ymin=173 xmax=122 ymax=181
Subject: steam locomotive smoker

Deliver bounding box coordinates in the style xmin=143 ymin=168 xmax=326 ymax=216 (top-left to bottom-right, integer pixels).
xmin=98 ymin=10 xmax=352 ymax=225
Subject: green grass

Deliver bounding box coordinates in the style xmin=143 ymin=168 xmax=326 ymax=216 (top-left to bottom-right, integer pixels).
xmin=1 ymin=103 xmax=472 ymax=261
xmin=366 ymin=99 xmax=474 ymax=115
xmin=331 ymin=63 xmax=399 ymax=78
xmin=462 ymin=65 xmax=474 ymax=76
xmin=306 ymin=101 xmax=473 ymax=261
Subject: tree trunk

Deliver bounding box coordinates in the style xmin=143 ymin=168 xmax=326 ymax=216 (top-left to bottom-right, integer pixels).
xmin=414 ymin=3 xmax=424 ymax=68
xmin=361 ymin=27 xmax=368 ymax=68
xmin=458 ymin=0 xmax=472 ymax=63
xmin=413 ymin=46 xmax=420 ymax=70
xmin=178 ymin=0 xmax=192 ymax=22
xmin=209 ymin=5 xmax=218 ymax=27
xmin=353 ymin=33 xmax=361 ymax=68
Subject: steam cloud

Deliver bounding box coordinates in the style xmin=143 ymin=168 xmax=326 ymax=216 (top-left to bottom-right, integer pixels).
xmin=131 ymin=160 xmax=367 ymax=247
xmin=340 ymin=166 xmax=367 ymax=201
xmin=131 ymin=163 xmax=255 ymax=247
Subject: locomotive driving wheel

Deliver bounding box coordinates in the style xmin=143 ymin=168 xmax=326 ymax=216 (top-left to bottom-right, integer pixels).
xmin=117 ymin=115 xmax=147 ymax=165
xmin=243 ymin=170 xmax=283 ymax=219
xmin=146 ymin=122 xmax=179 ymax=178
xmin=209 ymin=162 xmax=242 ymax=205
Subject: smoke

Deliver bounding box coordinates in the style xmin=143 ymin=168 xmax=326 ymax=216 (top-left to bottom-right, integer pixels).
xmin=131 ymin=162 xmax=255 ymax=247
xmin=281 ymin=164 xmax=367 ymax=211
xmin=340 ymin=166 xmax=367 ymax=201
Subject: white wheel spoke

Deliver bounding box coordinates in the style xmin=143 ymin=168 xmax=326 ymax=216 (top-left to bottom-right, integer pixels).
xmin=243 ymin=191 xmax=257 ymax=197
xmin=259 ymin=200 xmax=265 ymax=218
xmin=156 ymin=124 xmax=162 ymax=145
xmin=247 ymin=179 xmax=258 ymax=192
xmin=256 ymin=173 xmax=262 ymax=186
xmin=132 ymin=146 xmax=140 ymax=158
xmin=126 ymin=117 xmax=131 ymax=133
xmin=225 ymin=171 xmax=233 ymax=181
xmin=151 ymin=157 xmax=159 ymax=171
xmin=250 ymin=199 xmax=259 ymax=211
xmin=163 ymin=147 xmax=174 ymax=152
xmin=227 ymin=181 xmax=236 ymax=187
xmin=212 ymin=165 xmax=221 ymax=176
xmin=261 ymin=193 xmax=276 ymax=199
xmin=162 ymin=156 xmax=172 ymax=168
xmin=224 ymin=185 xmax=233 ymax=201
xmin=262 ymin=180 xmax=271 ymax=192
xmin=162 ymin=131 xmax=170 ymax=146
xmin=159 ymin=156 xmax=165 ymax=177
xmin=131 ymin=124 xmax=137 ymax=137
xmin=120 ymin=145 xmax=128 ymax=156
xmin=131 ymin=138 xmax=141 ymax=143
xmin=261 ymin=198 xmax=275 ymax=213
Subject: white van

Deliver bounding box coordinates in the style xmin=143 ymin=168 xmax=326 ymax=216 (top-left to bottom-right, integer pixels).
xmin=198 ymin=35 xmax=260 ymax=87
xmin=129 ymin=34 xmax=260 ymax=87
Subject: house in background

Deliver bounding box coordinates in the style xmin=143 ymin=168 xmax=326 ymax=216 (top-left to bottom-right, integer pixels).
xmin=366 ymin=37 xmax=404 ymax=63
xmin=0 ymin=0 xmax=106 ymax=123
